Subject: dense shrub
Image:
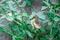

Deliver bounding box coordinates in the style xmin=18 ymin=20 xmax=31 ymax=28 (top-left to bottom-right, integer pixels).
xmin=0 ymin=0 xmax=60 ymax=40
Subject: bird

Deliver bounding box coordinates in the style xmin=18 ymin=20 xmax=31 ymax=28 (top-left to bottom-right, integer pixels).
xmin=31 ymin=17 xmax=41 ymax=28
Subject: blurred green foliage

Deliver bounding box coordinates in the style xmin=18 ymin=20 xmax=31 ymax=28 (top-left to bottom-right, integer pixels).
xmin=0 ymin=0 xmax=60 ymax=40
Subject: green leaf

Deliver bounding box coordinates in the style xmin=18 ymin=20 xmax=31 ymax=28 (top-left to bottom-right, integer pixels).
xmin=54 ymin=17 xmax=60 ymax=22
xmin=26 ymin=30 xmax=33 ymax=38
xmin=16 ymin=15 xmax=22 ymax=21
xmin=41 ymin=6 xmax=48 ymax=10
xmin=29 ymin=12 xmax=36 ymax=19
xmin=22 ymin=1 xmax=27 ymax=7
xmin=37 ymin=11 xmax=46 ymax=20
xmin=43 ymin=1 xmax=50 ymax=7
xmin=40 ymin=27 xmax=45 ymax=32
xmin=0 ymin=27 xmax=13 ymax=36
